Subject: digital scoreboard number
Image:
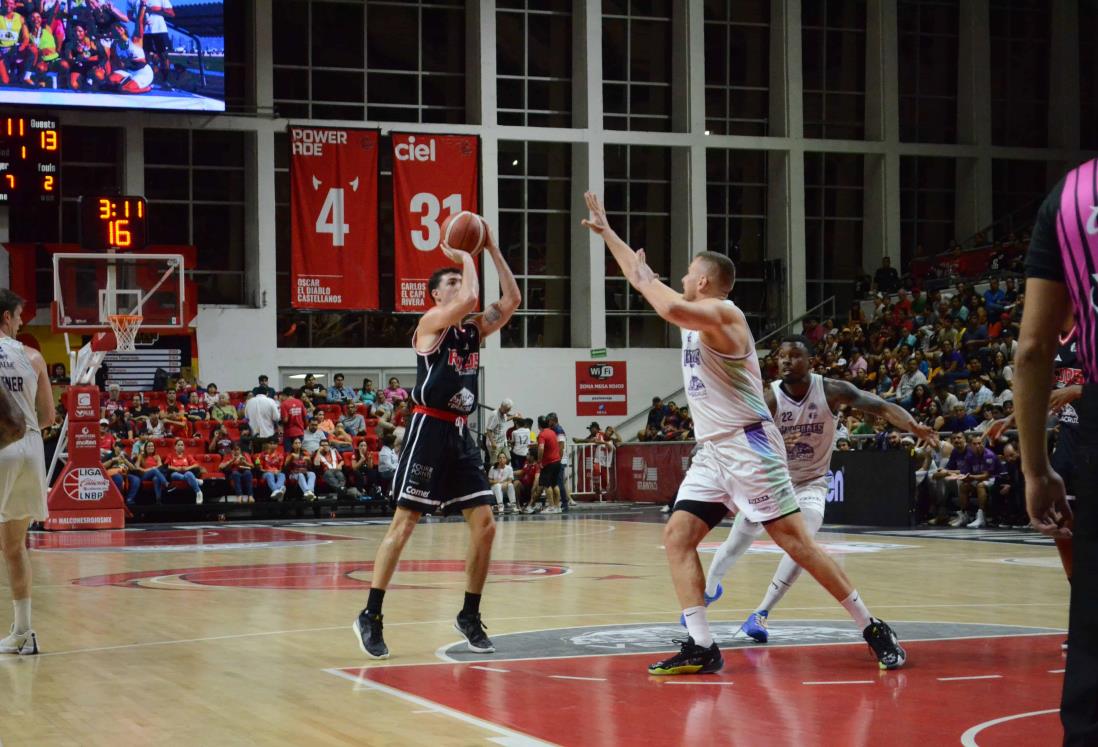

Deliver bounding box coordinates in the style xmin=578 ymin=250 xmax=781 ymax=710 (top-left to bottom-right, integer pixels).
xmin=79 ymin=195 xmax=148 ymax=252
xmin=0 ymin=115 xmax=60 ymax=205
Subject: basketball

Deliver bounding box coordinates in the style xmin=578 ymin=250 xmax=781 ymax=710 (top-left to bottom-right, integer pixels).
xmin=440 ymin=210 xmax=486 ymax=256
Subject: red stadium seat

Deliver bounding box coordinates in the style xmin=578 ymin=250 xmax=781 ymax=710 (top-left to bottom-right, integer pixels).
xmin=341 ymin=452 xmax=355 ymax=467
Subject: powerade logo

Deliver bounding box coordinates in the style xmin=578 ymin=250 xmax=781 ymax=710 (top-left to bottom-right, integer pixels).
xmin=826 ymin=468 xmax=844 ymax=504
xmin=588 ymin=364 xmax=615 ymax=380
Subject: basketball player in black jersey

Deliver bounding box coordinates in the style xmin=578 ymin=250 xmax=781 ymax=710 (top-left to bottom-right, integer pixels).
xmin=353 ymin=224 xmax=520 ymax=659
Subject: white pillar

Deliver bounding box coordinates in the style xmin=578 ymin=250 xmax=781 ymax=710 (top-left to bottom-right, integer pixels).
xmin=955 ymin=0 xmax=993 ymax=237
xmin=766 ymin=0 xmax=805 ymax=321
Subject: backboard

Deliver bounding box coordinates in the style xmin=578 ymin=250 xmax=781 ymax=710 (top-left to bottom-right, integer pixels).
xmin=51 ymin=252 xmax=190 ymax=334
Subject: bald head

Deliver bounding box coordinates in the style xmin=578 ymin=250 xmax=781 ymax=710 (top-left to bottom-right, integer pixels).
xmin=694 ymin=251 xmax=736 ymax=295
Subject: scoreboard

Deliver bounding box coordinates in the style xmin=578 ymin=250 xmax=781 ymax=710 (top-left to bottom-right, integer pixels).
xmin=0 ymin=115 xmax=60 ymax=205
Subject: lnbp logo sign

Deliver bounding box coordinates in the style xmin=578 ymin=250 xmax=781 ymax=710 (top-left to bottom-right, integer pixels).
xmin=826 ymin=468 xmax=844 ymax=504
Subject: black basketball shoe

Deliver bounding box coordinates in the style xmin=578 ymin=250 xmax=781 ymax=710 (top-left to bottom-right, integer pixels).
xmin=454 ymin=612 xmax=495 ymax=653
xmin=863 ymin=618 xmax=906 ymax=670
xmin=352 ymin=609 xmax=389 ymax=659
xmin=648 ymin=637 xmax=723 ymax=675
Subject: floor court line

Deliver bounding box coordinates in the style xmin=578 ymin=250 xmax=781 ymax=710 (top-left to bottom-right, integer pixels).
xmin=548 ymin=675 xmax=606 ymax=682
xmin=802 ymin=680 xmax=874 ymax=685
xmin=662 ymin=681 xmax=733 ymax=686
xmin=959 ymin=708 xmax=1060 ymax=747
xmin=324 ymin=667 xmax=555 ymax=746
xmin=938 ymin=675 xmax=1003 ymax=681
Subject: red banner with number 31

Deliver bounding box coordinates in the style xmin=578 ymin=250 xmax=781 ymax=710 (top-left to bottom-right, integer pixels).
xmin=392 ymin=133 xmax=479 ymax=312
xmin=289 ymin=126 xmax=379 ymax=310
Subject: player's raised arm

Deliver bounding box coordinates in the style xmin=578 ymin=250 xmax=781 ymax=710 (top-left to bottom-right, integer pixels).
xmin=824 ymin=378 xmax=939 ymax=447
xmin=580 ymin=191 xmax=737 ymax=333
xmin=414 ymin=244 xmax=479 ymax=352
xmin=471 ymin=221 xmax=521 ymax=338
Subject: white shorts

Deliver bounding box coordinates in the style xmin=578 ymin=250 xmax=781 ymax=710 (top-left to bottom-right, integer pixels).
xmin=675 ymin=422 xmax=798 ymax=524
xmin=793 ymin=476 xmax=828 ymax=516
xmin=114 ymin=64 xmax=154 ymax=90
xmin=0 ymin=431 xmax=47 ymax=523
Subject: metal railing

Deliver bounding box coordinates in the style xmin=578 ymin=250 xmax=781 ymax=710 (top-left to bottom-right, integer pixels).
xmin=755 ymin=295 xmax=837 ymax=351
xmin=569 ymin=442 xmax=615 ymax=501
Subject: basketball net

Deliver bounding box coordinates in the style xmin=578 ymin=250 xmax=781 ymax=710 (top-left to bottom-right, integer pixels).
xmin=107 ymin=314 xmax=144 ymax=352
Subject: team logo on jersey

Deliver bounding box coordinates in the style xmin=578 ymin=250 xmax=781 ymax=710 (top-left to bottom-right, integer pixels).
xmin=790 ymin=442 xmax=815 ymax=461
xmin=447 ymin=350 xmax=480 ymax=375
xmin=687 ymin=375 xmax=707 ymax=399
xmin=682 ymin=349 xmax=701 ymax=367
xmin=448 ymin=388 xmax=475 ymax=413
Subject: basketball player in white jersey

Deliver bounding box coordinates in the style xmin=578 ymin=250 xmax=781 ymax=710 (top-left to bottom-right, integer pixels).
xmin=0 ymin=289 xmax=54 ymax=655
xmin=582 ymin=193 xmax=907 ymax=674
xmin=703 ymin=335 xmax=938 ymax=642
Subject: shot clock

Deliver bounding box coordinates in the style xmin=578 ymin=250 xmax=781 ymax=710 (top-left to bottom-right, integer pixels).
xmin=79 ymin=196 xmax=148 ymax=251
xmin=0 ymin=115 xmax=60 ymax=205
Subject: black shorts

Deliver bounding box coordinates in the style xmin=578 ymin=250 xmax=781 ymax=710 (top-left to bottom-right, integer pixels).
xmin=510 ymin=453 xmax=526 ymax=471
xmin=146 ymin=33 xmax=170 ymax=57
xmin=539 ymin=461 xmax=562 ymax=487
xmin=393 ymin=412 xmax=492 ymax=515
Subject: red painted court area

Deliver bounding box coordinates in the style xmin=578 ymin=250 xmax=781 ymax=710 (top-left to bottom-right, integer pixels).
xmin=339 ymin=635 xmax=1064 ymax=746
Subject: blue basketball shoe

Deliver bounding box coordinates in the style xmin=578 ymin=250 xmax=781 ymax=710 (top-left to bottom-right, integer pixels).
xmin=740 ymin=610 xmax=769 ymax=643
xmin=679 ymin=584 xmax=723 ymax=627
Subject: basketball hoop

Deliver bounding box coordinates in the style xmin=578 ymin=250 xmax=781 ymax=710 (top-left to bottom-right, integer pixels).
xmin=107 ymin=314 xmax=144 ymax=352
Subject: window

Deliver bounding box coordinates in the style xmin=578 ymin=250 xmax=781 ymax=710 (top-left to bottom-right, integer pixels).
xmin=704 ymin=0 xmax=770 ymax=136
xmin=602 ymin=0 xmax=673 ymax=132
xmin=274 ymin=132 xmax=417 ymax=348
xmin=992 ymin=159 xmax=1050 ymax=234
xmin=802 ymin=0 xmax=867 ymax=140
xmin=1080 ymin=0 xmax=1098 ymax=150
xmin=897 ymin=0 xmax=959 ymax=143
xmin=804 ymin=152 xmax=863 ymax=309
xmin=272 ymin=0 xmax=467 ymax=123
xmin=498 ymin=141 xmax=572 ymax=348
xmin=989 ymin=0 xmax=1050 ymax=147
xmin=145 ymin=129 xmax=247 ymax=305
xmin=900 ymin=156 xmax=956 ymax=267
xmin=705 ymin=148 xmax=768 ymax=325
xmin=497 ymin=1 xmax=573 ymax=127
xmin=604 ymin=144 xmax=673 ymax=347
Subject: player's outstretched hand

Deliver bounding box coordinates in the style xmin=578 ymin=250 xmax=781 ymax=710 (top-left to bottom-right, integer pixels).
xmin=628 ymin=248 xmax=658 ymax=288
xmin=440 ymin=239 xmax=470 ymax=265
xmin=1025 ymin=469 xmax=1073 ymax=539
xmin=580 ymin=191 xmax=610 ymax=235
xmin=482 ymin=218 xmax=499 ymax=254
xmin=910 ymin=421 xmax=939 ymax=448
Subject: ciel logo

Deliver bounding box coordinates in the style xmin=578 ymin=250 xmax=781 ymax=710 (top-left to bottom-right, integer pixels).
xmin=826 ymin=468 xmax=844 ymax=503
xmin=588 ymin=364 xmax=615 ymax=379
xmin=395 ymin=136 xmax=436 ymax=162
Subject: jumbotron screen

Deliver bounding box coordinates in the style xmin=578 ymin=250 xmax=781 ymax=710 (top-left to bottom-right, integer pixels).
xmin=0 ymin=0 xmax=225 ymax=112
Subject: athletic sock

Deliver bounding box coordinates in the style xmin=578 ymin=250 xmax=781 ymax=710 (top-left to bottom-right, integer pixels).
xmin=705 ymin=516 xmax=762 ymax=597
xmin=682 ymin=606 xmax=713 ymax=648
xmin=840 ymin=590 xmax=872 ymax=630
xmin=757 ymin=508 xmax=822 ymax=613
xmin=12 ymin=599 xmax=30 ymax=634
xmin=365 ymin=588 xmax=385 ymax=615
xmin=462 ymin=592 xmax=482 ymax=617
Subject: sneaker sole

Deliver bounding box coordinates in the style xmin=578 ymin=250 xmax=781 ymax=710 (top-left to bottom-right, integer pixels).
xmin=648 ymin=657 xmax=723 ymax=676
xmin=453 ymin=622 xmax=495 ymax=653
xmin=351 ymin=620 xmax=389 ymax=660
xmin=741 ymin=627 xmax=768 ymax=644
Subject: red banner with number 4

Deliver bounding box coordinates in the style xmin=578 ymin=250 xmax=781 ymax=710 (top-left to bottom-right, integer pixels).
xmin=290 ymin=126 xmax=379 ymax=310
xmin=392 ymin=133 xmax=479 ymax=312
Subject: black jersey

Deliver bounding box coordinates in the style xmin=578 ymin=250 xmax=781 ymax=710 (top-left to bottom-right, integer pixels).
xmin=411 ymin=322 xmax=480 ymax=414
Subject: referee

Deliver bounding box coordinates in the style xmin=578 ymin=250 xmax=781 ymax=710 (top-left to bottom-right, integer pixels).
xmin=1017 ymin=158 xmax=1098 ymax=745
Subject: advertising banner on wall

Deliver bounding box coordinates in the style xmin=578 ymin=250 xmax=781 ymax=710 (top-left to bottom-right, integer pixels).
xmin=576 ymin=360 xmax=628 ymax=416
xmin=289 ymin=126 xmax=379 ymax=310
xmin=614 ymin=442 xmax=694 ymax=503
xmin=391 ymin=133 xmax=480 ymax=311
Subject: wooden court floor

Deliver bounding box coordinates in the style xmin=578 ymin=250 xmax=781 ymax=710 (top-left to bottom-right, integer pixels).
xmin=0 ymin=507 xmax=1070 ymax=746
